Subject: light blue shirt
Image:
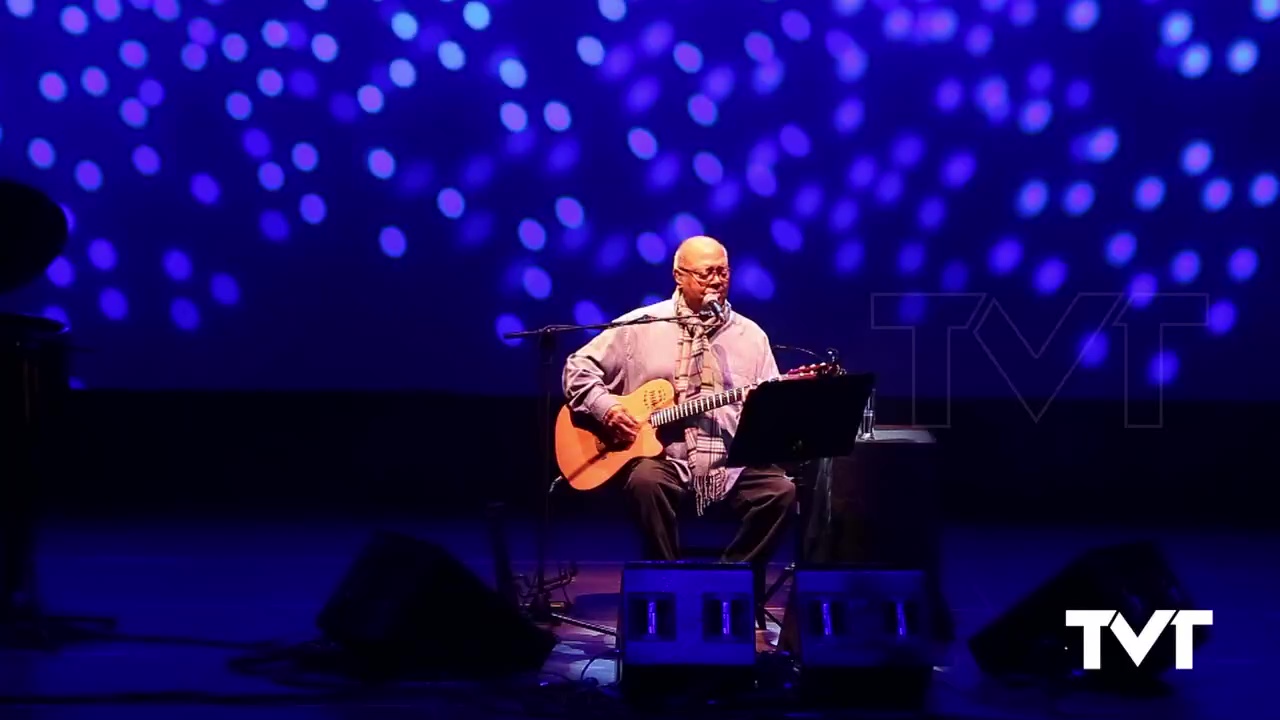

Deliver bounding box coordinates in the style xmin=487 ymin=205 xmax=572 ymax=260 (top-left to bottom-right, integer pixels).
xmin=561 ymin=297 xmax=780 ymax=493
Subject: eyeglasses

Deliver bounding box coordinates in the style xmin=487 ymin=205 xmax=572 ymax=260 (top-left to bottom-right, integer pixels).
xmin=678 ymin=265 xmax=730 ymax=283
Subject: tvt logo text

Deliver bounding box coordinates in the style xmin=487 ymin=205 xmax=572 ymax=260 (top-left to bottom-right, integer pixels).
xmin=1066 ymin=609 xmax=1213 ymax=670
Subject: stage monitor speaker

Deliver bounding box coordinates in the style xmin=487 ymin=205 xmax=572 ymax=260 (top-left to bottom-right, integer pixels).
xmin=968 ymin=540 xmax=1209 ymax=688
xmin=317 ymin=530 xmax=557 ymax=680
xmin=778 ymin=566 xmax=940 ymax=709
xmin=616 ymin=561 xmax=757 ymax=704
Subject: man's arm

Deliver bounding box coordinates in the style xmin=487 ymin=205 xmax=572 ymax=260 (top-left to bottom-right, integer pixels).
xmin=758 ymin=332 xmax=780 ymax=382
xmin=562 ymin=328 xmax=627 ymax=422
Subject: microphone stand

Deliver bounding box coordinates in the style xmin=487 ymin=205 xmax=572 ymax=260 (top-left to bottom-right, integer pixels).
xmin=502 ymin=313 xmax=702 ymax=639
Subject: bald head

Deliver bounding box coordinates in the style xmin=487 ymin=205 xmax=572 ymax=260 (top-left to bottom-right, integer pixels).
xmin=672 ymin=235 xmax=730 ymax=313
xmin=673 ymin=235 xmax=727 ymax=270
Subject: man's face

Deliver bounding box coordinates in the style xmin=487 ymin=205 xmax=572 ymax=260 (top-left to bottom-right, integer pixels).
xmin=674 ymin=245 xmax=730 ymax=310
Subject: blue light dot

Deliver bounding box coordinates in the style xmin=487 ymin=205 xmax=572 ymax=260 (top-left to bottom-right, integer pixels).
xmin=7 ymin=0 xmax=33 ymax=17
xmin=225 ymin=92 xmax=252 ymax=120
xmin=1027 ymin=63 xmax=1053 ymax=93
xmin=898 ymin=241 xmax=925 ymax=275
xmin=989 ymin=237 xmax=1023 ymax=275
xmin=833 ymin=97 xmax=865 ymax=134
xmin=154 ymin=0 xmax=179 ymax=22
xmin=292 ymin=142 xmax=318 ymax=171
xmin=368 ymin=148 xmax=396 ymax=179
xmin=1181 ymin=141 xmax=1212 ymax=175
xmin=120 ymin=39 xmax=148 ymax=68
xmin=1105 ymin=232 xmax=1137 ymax=267
xmin=1228 ymin=247 xmax=1258 ymax=282
xmin=500 ymin=102 xmax=528 ymax=132
xmin=438 ymin=41 xmax=466 ymax=70
xmin=390 ymin=59 xmax=417 ymax=88
xmin=688 ymin=94 xmax=718 ymax=126
xmin=1228 ymin=39 xmax=1258 ymax=74
xmin=779 ymin=125 xmax=810 ymax=157
xmin=1018 ymin=99 xmax=1053 ymax=134
xmin=164 ymin=249 xmax=192 ymax=281
xmin=95 ymin=0 xmax=121 ymax=21
xmin=577 ymin=36 xmax=605 ymax=66
xmin=88 ymin=239 xmax=117 ymax=270
xmin=1179 ymin=43 xmax=1211 ymax=78
xmin=747 ymin=163 xmax=777 ymax=197
xmin=829 ymin=199 xmax=858 ymax=232
xmin=211 ymin=273 xmax=240 ymax=306
xmin=875 ymin=173 xmax=904 ymax=205
xmin=771 ymin=219 xmax=803 ymax=252
xmin=752 ymin=59 xmax=785 ymax=94
xmin=379 ymin=226 xmax=406 ymax=258
xmin=1079 ymin=332 xmax=1108 ymax=368
xmin=936 ymin=78 xmax=963 ymax=112
xmin=75 ymin=160 xmax=103 ymax=191
xmin=463 ymin=2 xmax=491 ymax=30
xmin=498 ymin=58 xmax=526 ymax=88
xmin=793 ymin=185 xmax=822 ymax=218
xmin=138 ymin=78 xmax=164 ymax=106
xmin=132 ymin=145 xmax=160 ymax=175
xmin=46 ymin=257 xmax=74 ymax=287
xmin=518 ymin=219 xmax=546 ymax=251
xmin=221 ymin=33 xmax=246 ymax=61
xmin=1065 ymin=0 xmax=1098 ymax=31
xmin=1206 ymin=300 xmax=1235 ymax=336
xmin=81 ymin=67 xmax=109 ymax=96
xmin=1017 ymin=179 xmax=1048 ymax=217
xmin=883 ymin=7 xmax=912 ymax=39
xmin=1170 ymin=250 xmax=1200 ymax=284
xmin=555 ymin=197 xmax=584 ymax=228
xmin=27 ymin=137 xmax=55 ymax=169
xmin=1148 ymin=351 xmax=1178 ymax=386
xmin=1161 ymin=11 xmax=1192 ymax=46
xmin=241 ymin=128 xmax=271 ymax=157
xmin=522 ymin=266 xmax=552 ymax=299
xmin=61 ymin=4 xmax=88 ymax=32
xmin=627 ymin=77 xmax=660 ymax=113
xmin=1128 ymin=273 xmax=1157 ymax=309
xmin=1257 ymin=0 xmax=1279 ymax=22
xmin=941 ymin=151 xmax=977 ymax=188
xmin=918 ymin=197 xmax=946 ymax=232
xmin=598 ymin=0 xmax=626 ymax=22
xmin=312 ymin=33 xmax=338 ymax=62
xmin=187 ymin=17 xmax=215 ymax=45
xmin=834 ymin=240 xmax=864 ymax=275
xmin=259 ymin=210 xmax=289 ymax=242
xmin=496 ymin=314 xmax=524 ymax=347
xmin=120 ymin=97 xmax=148 ymax=128
xmin=358 ymin=85 xmax=384 ymax=113
xmin=941 ymin=260 xmax=968 ymax=291
xmin=182 ymin=43 xmax=208 ymax=71
xmin=1066 ymin=80 xmax=1091 ymax=108
xmin=965 ymin=25 xmax=992 ymax=56
xmin=1035 ymin=258 xmax=1068 ymax=294
xmin=257 ymin=69 xmax=284 ymax=97
xmin=437 ymin=188 xmax=465 ymax=219
xmin=636 ymin=232 xmax=666 ymax=264
xmin=391 ymin=12 xmax=418 ymax=40
xmin=1250 ymin=173 xmax=1277 ymax=206
xmin=744 ymin=31 xmax=774 ymax=62
xmin=738 ymin=262 xmax=775 ymax=300
xmin=848 ymin=157 xmax=877 ymax=189
xmin=1085 ymin=127 xmax=1119 ymax=162
xmin=673 ymin=42 xmax=702 ymax=73
xmin=627 ymin=127 xmax=658 ymax=160
xmin=1063 ymin=182 xmax=1095 ymax=216
xmin=544 ymin=101 xmax=571 ymax=131
xmin=39 ymin=72 xmax=67 ymax=102
xmin=170 ymin=298 xmax=199 ymax=331
xmin=299 ymin=194 xmax=326 ymax=224
xmin=781 ymin=9 xmax=811 ymax=41
xmin=1134 ymin=176 xmax=1165 ymax=211
xmin=1202 ymin=178 xmax=1232 ymax=212
xmin=692 ymin=152 xmax=723 ymax=184
xmin=100 ymin=288 xmax=128 ymax=320
xmin=261 ymin=19 xmax=288 ymax=48
xmin=671 ymin=212 xmax=704 ymax=241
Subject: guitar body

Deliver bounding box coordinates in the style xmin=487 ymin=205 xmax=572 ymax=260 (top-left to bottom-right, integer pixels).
xmin=554 ymin=379 xmax=676 ymax=491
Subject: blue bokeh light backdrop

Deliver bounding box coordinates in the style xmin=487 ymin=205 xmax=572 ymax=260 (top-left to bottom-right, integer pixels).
xmin=0 ymin=0 xmax=1274 ymax=400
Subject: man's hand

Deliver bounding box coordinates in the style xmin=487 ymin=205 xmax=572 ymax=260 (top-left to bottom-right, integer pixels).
xmin=602 ymin=404 xmax=640 ymax=445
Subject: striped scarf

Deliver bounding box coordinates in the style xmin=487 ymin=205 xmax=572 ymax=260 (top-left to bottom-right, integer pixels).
xmin=673 ymin=290 xmax=729 ymax=515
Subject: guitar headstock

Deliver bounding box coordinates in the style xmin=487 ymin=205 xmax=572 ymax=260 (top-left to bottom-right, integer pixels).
xmin=783 ymin=362 xmax=842 ymax=379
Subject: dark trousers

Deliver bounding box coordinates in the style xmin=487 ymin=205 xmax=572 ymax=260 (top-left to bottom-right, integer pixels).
xmin=622 ymin=457 xmax=796 ymax=566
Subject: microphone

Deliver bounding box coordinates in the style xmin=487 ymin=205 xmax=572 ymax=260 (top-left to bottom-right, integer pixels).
xmin=703 ymin=294 xmax=726 ymax=321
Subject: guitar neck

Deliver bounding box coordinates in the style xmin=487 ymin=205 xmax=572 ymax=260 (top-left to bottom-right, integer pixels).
xmin=649 ymin=384 xmax=755 ymax=427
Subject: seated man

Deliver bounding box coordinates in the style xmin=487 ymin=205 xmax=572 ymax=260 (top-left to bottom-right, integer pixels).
xmin=562 ymin=235 xmax=795 ymax=567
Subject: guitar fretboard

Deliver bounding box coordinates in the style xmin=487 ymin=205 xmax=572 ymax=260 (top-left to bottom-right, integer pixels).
xmin=649 ymin=385 xmax=753 ymax=427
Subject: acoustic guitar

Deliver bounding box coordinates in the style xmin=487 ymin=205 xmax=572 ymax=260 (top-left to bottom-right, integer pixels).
xmin=553 ymin=363 xmax=837 ymax=491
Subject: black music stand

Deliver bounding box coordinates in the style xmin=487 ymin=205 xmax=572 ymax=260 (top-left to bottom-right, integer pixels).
xmin=725 ymin=372 xmax=874 ymax=625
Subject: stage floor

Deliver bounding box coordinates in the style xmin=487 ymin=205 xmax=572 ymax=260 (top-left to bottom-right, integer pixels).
xmin=0 ymin=513 xmax=1275 ymax=719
